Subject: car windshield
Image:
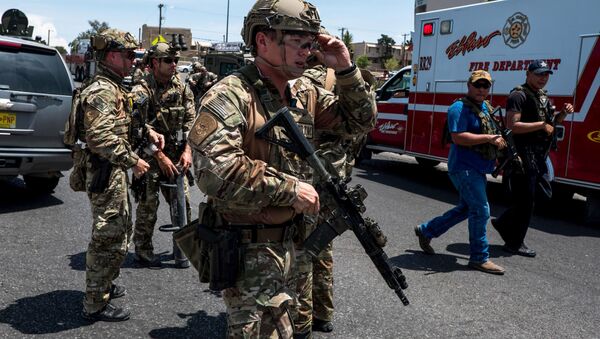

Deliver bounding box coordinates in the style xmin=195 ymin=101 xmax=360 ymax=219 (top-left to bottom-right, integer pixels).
xmin=0 ymin=44 xmax=72 ymax=96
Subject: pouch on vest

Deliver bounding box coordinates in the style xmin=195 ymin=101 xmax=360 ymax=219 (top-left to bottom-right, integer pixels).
xmin=174 ymin=218 xmax=211 ymax=283
xmin=63 ymin=88 xmax=84 ymax=148
xmin=69 ymin=149 xmax=88 ymax=192
xmin=174 ymin=202 xmax=218 ymax=283
xmin=173 ymin=201 xmax=242 ymax=290
xmin=441 ymin=118 xmax=453 ymax=146
xmin=64 ymin=88 xmax=88 ymax=192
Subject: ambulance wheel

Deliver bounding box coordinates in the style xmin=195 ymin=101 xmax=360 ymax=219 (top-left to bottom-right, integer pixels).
xmin=415 ymin=157 xmax=440 ymax=168
xmin=583 ymin=193 xmax=600 ymax=226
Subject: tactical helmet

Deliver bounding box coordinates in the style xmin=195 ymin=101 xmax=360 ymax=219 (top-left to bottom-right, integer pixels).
xmin=91 ymin=28 xmax=137 ymax=51
xmin=241 ymin=0 xmax=321 ymax=50
xmin=147 ymin=42 xmax=180 ymax=59
xmin=318 ymin=26 xmax=330 ymax=36
xmin=192 ymin=62 xmax=203 ymax=71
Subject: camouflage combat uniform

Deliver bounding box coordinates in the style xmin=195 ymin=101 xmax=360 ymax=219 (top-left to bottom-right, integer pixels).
xmin=132 ymin=66 xmax=146 ymax=85
xmin=189 ymin=69 xmax=218 ymax=106
xmin=81 ymin=64 xmax=140 ymax=314
xmin=189 ymin=57 xmax=375 ymax=336
xmin=291 ymin=65 xmax=377 ymax=330
xmin=131 ymin=71 xmax=196 ymax=260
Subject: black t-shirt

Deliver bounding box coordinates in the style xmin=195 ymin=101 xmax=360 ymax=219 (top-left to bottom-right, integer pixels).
xmin=506 ymin=89 xmax=546 ymax=147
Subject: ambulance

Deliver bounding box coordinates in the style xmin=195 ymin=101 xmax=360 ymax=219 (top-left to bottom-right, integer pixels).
xmin=363 ymin=0 xmax=600 ymax=223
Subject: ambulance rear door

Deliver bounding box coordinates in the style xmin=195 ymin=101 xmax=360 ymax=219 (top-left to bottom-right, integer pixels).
xmin=408 ymin=18 xmax=439 ymax=155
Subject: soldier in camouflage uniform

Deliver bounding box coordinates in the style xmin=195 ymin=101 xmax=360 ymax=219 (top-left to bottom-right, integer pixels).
xmin=188 ymin=63 xmax=218 ymax=107
xmin=80 ymin=28 xmax=153 ymax=322
xmin=132 ymin=58 xmax=147 ymax=85
xmin=292 ymin=59 xmax=377 ymax=333
xmin=131 ymin=42 xmax=196 ymax=267
xmin=187 ymin=1 xmax=376 ymax=338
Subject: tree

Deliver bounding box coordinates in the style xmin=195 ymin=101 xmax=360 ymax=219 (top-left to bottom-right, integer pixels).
xmin=54 ymin=46 xmax=67 ymax=55
xmin=377 ymin=34 xmax=396 ymax=66
xmin=69 ymin=20 xmax=110 ymax=52
xmin=383 ymin=58 xmax=399 ymax=71
xmin=342 ymin=30 xmax=353 ymax=54
xmin=356 ymin=55 xmax=371 ymax=69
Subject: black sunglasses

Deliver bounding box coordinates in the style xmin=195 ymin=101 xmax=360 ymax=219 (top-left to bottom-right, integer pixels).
xmin=161 ymin=57 xmax=179 ymax=64
xmin=472 ymin=81 xmax=491 ymax=89
xmin=122 ymin=50 xmax=136 ymax=61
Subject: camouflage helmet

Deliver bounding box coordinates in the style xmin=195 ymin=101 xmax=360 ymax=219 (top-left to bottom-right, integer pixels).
xmin=192 ymin=62 xmax=203 ymax=71
xmin=241 ymin=0 xmax=321 ymax=49
xmin=91 ymin=28 xmax=137 ymax=51
xmin=318 ymin=26 xmax=330 ymax=36
xmin=147 ymin=42 xmax=180 ymax=59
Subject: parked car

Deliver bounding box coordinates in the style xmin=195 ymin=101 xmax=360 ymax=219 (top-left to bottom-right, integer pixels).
xmin=176 ymin=63 xmax=193 ymax=73
xmin=0 ymin=29 xmax=74 ymax=192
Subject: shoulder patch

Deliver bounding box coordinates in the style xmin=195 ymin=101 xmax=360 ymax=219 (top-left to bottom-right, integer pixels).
xmin=89 ymin=95 xmax=111 ymax=114
xmin=202 ymin=91 xmax=235 ymax=120
xmin=189 ymin=113 xmax=218 ymax=148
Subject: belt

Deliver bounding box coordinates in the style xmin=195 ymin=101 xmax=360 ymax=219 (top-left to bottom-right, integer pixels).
xmin=226 ymin=220 xmax=295 ymax=244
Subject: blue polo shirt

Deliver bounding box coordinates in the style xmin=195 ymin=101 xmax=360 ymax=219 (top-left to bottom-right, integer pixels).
xmin=447 ymin=100 xmax=495 ymax=174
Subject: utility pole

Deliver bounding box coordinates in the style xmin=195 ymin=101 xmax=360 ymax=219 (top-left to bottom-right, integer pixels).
xmin=225 ymin=0 xmax=230 ymax=43
xmin=400 ymin=33 xmax=409 ymax=67
xmin=338 ymin=27 xmax=346 ymax=39
xmin=158 ymin=3 xmax=164 ymax=35
xmin=47 ymin=29 xmax=51 ymax=46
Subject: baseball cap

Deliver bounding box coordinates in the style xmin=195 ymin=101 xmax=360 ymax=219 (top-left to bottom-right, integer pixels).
xmin=528 ymin=60 xmax=553 ymax=74
xmin=468 ymin=70 xmax=492 ymax=84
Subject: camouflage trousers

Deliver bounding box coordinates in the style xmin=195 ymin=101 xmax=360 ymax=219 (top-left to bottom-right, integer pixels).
xmin=222 ymin=241 xmax=297 ymax=339
xmin=312 ymin=242 xmax=333 ymax=322
xmin=84 ymin=167 xmax=132 ymax=313
xmin=292 ymin=248 xmax=313 ymax=335
xmin=133 ymin=167 xmax=191 ymax=260
xmin=292 ymin=242 xmax=334 ymax=334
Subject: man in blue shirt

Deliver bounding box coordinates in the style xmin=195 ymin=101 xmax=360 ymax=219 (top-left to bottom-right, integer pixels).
xmin=414 ymin=70 xmax=507 ymax=275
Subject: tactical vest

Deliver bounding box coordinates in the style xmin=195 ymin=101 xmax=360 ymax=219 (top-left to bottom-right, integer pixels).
xmin=512 ymin=84 xmax=550 ymax=123
xmin=458 ymin=97 xmax=499 ymax=160
xmin=511 ymin=83 xmax=552 ymax=149
xmin=142 ymin=74 xmax=187 ymax=155
xmin=81 ymin=74 xmax=132 ymax=143
xmin=236 ymin=65 xmax=315 ymax=183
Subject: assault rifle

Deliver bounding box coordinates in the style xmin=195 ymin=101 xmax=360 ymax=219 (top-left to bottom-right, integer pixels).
xmin=158 ymin=166 xmax=191 ymax=269
xmin=490 ymin=106 xmax=519 ymax=178
xmin=130 ymin=94 xmax=151 ymax=202
xmin=543 ymin=105 xmax=559 ymax=159
xmin=256 ymin=107 xmax=409 ymax=306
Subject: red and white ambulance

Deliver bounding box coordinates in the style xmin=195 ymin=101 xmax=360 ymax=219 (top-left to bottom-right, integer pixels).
xmin=363 ymin=0 xmax=600 ymax=222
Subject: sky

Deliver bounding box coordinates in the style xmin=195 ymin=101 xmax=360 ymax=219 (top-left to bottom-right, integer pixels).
xmin=1 ymin=0 xmax=414 ymax=50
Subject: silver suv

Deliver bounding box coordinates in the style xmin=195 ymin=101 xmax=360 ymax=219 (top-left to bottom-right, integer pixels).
xmin=0 ymin=34 xmax=74 ymax=192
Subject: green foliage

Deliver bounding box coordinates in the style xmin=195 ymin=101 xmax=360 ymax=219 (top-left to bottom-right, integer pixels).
xmin=54 ymin=46 xmax=67 ymax=55
xmin=342 ymin=30 xmax=353 ymax=54
xmin=377 ymin=34 xmax=396 ymax=61
xmin=69 ymin=20 xmax=110 ymax=52
xmin=356 ymin=55 xmax=371 ymax=69
xmin=384 ymin=58 xmax=400 ymax=71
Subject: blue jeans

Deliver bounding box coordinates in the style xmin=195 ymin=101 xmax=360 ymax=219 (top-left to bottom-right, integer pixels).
xmin=420 ymin=170 xmax=490 ymax=263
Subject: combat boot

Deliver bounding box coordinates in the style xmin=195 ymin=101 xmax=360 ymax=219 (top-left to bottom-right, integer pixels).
xmin=134 ymin=252 xmax=162 ymax=268
xmin=293 ymin=329 xmax=312 ymax=339
xmin=312 ymin=318 xmax=333 ymax=332
xmin=109 ymin=284 xmax=127 ymax=300
xmin=82 ymin=302 xmax=130 ymax=322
